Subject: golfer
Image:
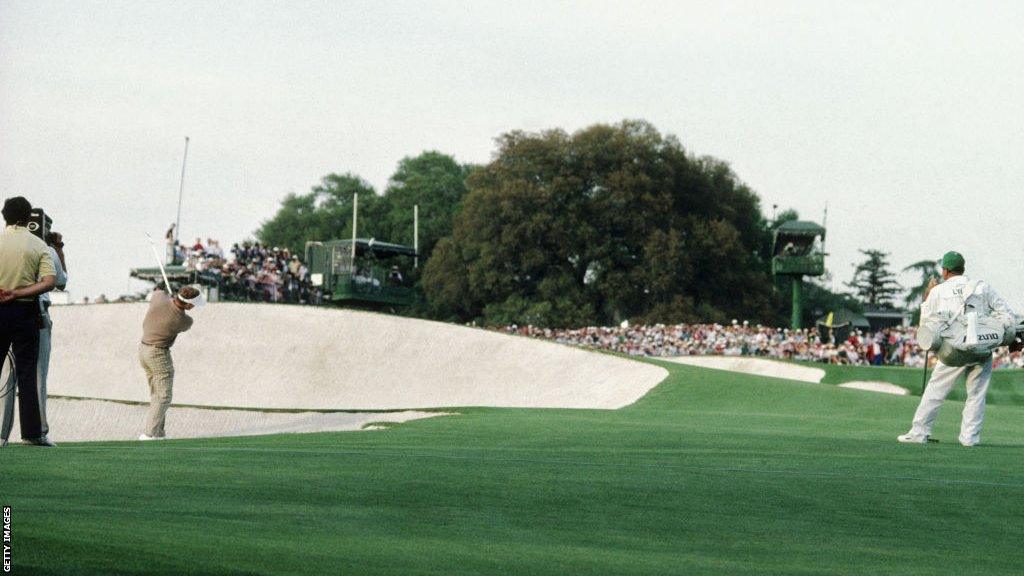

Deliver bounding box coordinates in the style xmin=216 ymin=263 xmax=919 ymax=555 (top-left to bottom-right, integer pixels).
xmin=139 ymin=284 xmax=203 ymax=440
xmin=898 ymin=251 xmax=1015 ymax=446
xmin=0 ymin=196 xmax=57 ymax=447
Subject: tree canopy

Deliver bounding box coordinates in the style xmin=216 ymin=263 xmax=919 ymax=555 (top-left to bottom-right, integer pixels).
xmin=257 ymin=152 xmax=470 ymax=263
xmin=256 ymin=173 xmax=381 ymax=256
xmin=380 ymin=151 xmax=474 ymax=262
xmin=253 ymin=120 xmax=874 ymax=328
xmin=422 ymin=120 xmax=780 ymax=327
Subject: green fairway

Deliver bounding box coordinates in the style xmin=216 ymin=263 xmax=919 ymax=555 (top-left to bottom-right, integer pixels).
xmin=3 ymin=361 xmax=1023 ymax=575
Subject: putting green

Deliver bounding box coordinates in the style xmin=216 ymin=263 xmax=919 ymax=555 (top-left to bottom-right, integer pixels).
xmin=813 ymin=361 xmax=1024 ymax=405
xmin=3 ymin=360 xmax=1022 ymax=575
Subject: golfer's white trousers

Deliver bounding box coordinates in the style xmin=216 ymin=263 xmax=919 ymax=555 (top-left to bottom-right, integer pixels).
xmin=911 ymin=358 xmax=992 ymax=445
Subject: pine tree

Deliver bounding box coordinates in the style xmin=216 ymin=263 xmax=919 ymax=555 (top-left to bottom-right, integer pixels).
xmin=846 ymin=249 xmax=903 ymax=308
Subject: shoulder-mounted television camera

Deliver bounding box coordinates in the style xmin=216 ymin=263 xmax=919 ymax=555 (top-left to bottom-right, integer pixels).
xmin=27 ymin=208 xmax=53 ymax=242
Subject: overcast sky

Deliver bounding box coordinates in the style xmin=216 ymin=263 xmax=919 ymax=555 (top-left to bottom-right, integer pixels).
xmin=2 ymin=1 xmax=1023 ymax=310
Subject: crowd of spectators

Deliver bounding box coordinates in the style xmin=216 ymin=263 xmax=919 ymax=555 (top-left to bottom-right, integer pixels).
xmin=161 ymin=226 xmax=414 ymax=305
xmin=497 ymin=321 xmax=1024 ymax=369
xmin=181 ymin=236 xmax=321 ymax=304
xmin=148 ymin=224 xmax=1024 ymax=370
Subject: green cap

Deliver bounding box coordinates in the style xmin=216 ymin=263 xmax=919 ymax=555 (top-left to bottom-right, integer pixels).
xmin=941 ymin=251 xmax=965 ymax=271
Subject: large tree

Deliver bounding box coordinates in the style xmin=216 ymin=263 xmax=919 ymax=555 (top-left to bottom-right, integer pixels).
xmin=256 ymin=173 xmax=384 ymax=255
xmin=379 ymin=151 xmax=474 ymax=263
xmin=846 ymin=249 xmax=903 ymax=308
xmin=257 ymin=151 xmax=472 ymax=261
xmin=423 ymin=120 xmax=779 ymax=327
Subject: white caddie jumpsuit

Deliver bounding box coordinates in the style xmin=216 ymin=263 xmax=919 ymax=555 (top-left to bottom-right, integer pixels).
xmin=908 ymin=275 xmax=1016 ymax=445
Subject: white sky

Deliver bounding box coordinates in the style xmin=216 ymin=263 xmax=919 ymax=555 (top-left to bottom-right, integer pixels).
xmin=2 ymin=1 xmax=1023 ymax=309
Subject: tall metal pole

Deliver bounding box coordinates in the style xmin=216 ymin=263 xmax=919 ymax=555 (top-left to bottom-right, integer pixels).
xmin=351 ymin=193 xmax=358 ymax=262
xmin=414 ymin=204 xmax=419 ymax=269
xmin=821 ymin=203 xmax=829 ymax=254
xmin=174 ymin=137 xmax=190 ymax=246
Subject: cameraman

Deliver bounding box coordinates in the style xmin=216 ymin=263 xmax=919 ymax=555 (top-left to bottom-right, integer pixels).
xmin=0 ymin=230 xmax=66 ymax=445
xmin=0 ymin=197 xmax=57 ymax=447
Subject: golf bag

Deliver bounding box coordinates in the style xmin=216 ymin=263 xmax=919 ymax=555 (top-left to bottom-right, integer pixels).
xmin=917 ymin=280 xmax=1017 ymax=366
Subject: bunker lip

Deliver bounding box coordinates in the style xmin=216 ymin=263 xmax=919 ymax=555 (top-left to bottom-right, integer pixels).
xmin=46 ymin=394 xmax=456 ymax=414
xmin=6 ymin=397 xmax=451 ymax=443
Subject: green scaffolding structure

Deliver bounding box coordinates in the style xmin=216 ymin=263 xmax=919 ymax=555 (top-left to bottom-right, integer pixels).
xmin=305 ymin=239 xmax=418 ymax=308
xmin=771 ymin=220 xmax=826 ymax=330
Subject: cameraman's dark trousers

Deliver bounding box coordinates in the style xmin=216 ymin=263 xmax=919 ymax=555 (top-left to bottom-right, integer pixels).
xmin=0 ymin=302 xmax=43 ymax=439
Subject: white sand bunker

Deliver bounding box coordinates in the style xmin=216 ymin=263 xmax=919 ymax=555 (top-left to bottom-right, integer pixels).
xmin=663 ymin=356 xmax=908 ymax=395
xmin=6 ymin=398 xmax=447 ymax=443
xmin=48 ymin=303 xmax=667 ymax=410
xmin=837 ymin=381 xmax=908 ymax=395
xmin=664 ymin=356 xmax=825 ymax=383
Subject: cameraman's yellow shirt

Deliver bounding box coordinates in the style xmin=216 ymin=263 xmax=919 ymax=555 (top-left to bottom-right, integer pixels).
xmin=0 ymin=225 xmax=56 ymax=302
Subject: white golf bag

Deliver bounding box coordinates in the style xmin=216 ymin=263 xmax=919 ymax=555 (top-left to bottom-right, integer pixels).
xmin=917 ymin=281 xmax=1017 ymax=367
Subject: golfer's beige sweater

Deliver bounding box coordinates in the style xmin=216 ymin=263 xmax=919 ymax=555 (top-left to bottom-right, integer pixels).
xmin=141 ymin=290 xmax=192 ymax=348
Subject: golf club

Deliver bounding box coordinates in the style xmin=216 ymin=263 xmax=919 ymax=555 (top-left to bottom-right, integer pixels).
xmin=920 ymin=350 xmax=929 ymax=396
xmin=145 ymin=233 xmax=174 ymax=294
xmin=0 ymin=351 xmax=13 ymax=447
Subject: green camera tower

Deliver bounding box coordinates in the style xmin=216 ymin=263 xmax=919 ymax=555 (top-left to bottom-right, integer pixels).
xmin=771 ymin=220 xmax=826 ymax=330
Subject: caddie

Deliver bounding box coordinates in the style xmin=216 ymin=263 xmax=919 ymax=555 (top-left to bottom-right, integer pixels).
xmin=138 ymin=284 xmax=203 ymax=440
xmin=898 ymin=251 xmax=1017 ymax=446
